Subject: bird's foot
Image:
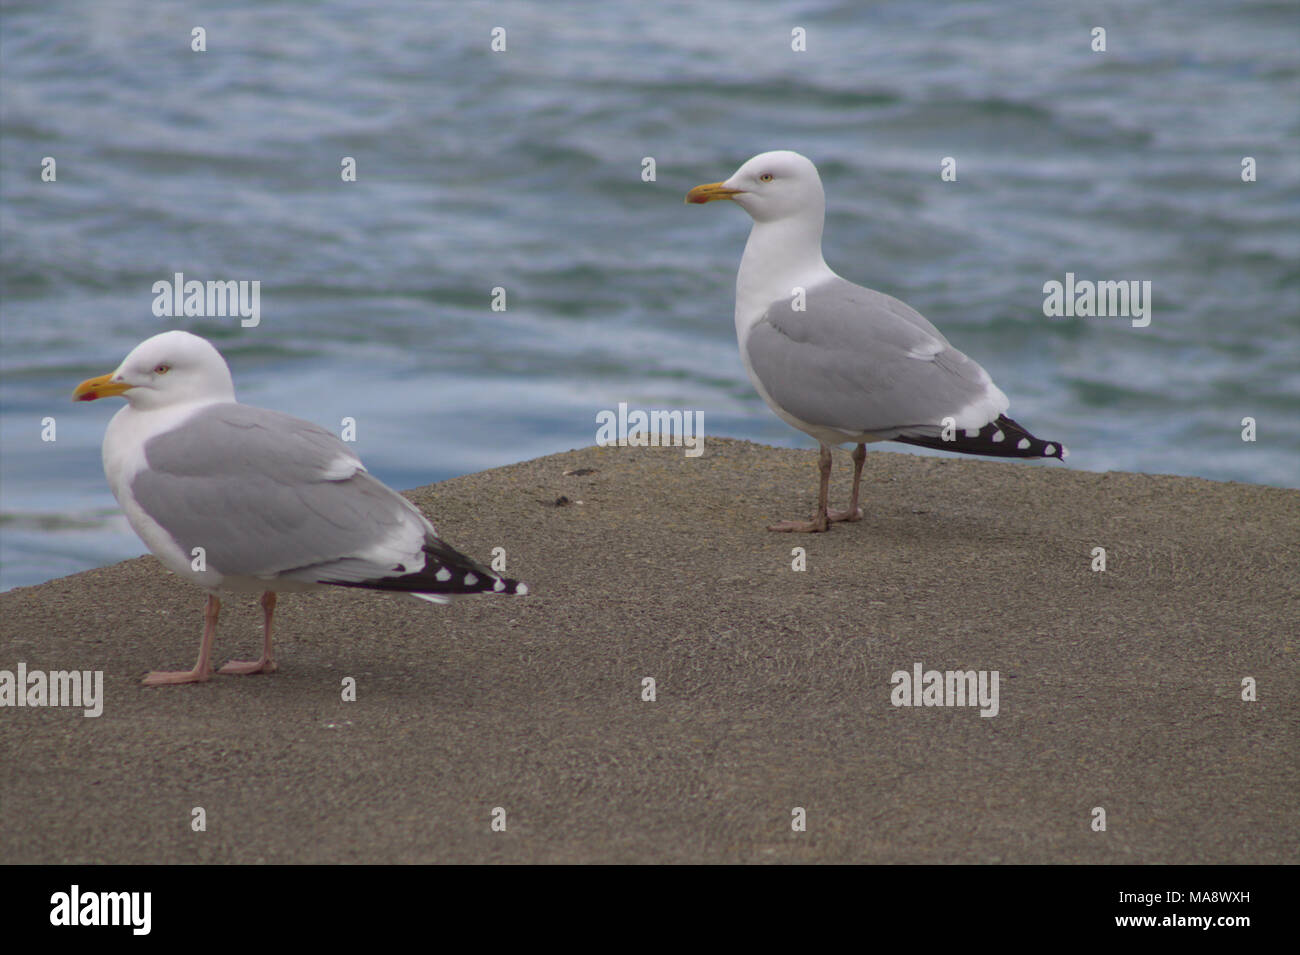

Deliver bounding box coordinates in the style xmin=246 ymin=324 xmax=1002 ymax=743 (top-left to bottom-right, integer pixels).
xmin=828 ymin=505 xmax=863 ymax=523
xmin=767 ymin=516 xmax=830 ymax=533
xmin=141 ymin=667 xmax=212 ymax=686
xmin=218 ymin=657 xmax=278 ymax=676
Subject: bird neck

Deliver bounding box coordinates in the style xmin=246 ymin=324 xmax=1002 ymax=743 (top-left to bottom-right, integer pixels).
xmin=735 ymin=216 xmax=833 ymax=326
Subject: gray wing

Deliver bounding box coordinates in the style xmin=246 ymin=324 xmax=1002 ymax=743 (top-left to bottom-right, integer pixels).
xmin=131 ymin=403 xmax=427 ymax=580
xmin=745 ymin=276 xmax=1007 ymax=436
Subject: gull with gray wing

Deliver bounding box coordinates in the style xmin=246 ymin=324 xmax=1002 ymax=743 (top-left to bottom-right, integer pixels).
xmin=74 ymin=331 xmax=527 ymax=686
xmin=687 ymin=150 xmax=1065 ymax=532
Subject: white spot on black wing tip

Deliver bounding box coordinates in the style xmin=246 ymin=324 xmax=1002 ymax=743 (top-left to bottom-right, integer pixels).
xmin=992 ymin=430 xmax=1004 ymax=442
xmin=464 ymin=572 xmax=478 ymax=586
xmin=493 ymin=578 xmax=505 ymax=592
xmin=1017 ymin=438 xmax=1031 ymax=450
xmin=515 ymin=582 xmax=528 ymax=595
xmin=1044 ymin=444 xmax=1055 ymax=456
xmin=435 ymin=568 xmax=451 ymax=582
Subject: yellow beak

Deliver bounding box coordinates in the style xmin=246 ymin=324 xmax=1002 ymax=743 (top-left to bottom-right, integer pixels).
xmin=73 ymin=373 xmax=131 ymax=402
xmin=685 ymin=181 xmax=744 ymax=204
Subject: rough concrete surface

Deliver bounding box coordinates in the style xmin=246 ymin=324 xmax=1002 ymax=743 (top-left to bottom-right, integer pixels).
xmin=2 ymin=438 xmax=1296 ymax=863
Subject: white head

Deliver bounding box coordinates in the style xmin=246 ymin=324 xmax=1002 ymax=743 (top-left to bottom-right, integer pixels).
xmin=73 ymin=330 xmax=236 ymax=411
xmin=686 ymin=150 xmax=826 ymax=225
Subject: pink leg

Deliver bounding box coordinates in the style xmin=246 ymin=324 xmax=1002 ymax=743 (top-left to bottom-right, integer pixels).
xmin=142 ymin=594 xmax=219 ymax=686
xmin=219 ymin=591 xmax=279 ymax=675
xmin=828 ymin=443 xmax=866 ymax=523
xmin=768 ymin=444 xmax=833 ymax=533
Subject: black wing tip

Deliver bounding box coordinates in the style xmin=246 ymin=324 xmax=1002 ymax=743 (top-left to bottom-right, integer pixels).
xmin=331 ymin=574 xmax=529 ymax=597
xmin=328 ymin=541 xmax=530 ymax=597
xmin=895 ymin=415 xmax=1068 ymax=461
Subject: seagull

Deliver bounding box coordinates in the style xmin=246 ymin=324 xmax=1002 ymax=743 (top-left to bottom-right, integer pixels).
xmin=687 ymin=150 xmax=1066 ymax=532
xmin=73 ymin=330 xmax=527 ymax=686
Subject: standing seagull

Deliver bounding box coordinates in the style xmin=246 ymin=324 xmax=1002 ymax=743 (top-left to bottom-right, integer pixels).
xmin=74 ymin=331 xmax=527 ymax=686
xmin=687 ymin=150 xmax=1066 ymax=532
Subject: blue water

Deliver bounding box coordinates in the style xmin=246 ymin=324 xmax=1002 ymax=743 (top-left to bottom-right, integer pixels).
xmin=2 ymin=0 xmax=1298 ymax=591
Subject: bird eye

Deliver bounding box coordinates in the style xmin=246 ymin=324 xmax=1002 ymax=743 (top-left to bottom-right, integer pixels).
xmin=759 ymin=173 xmax=774 ymax=182
xmin=153 ymin=364 xmax=170 ymax=375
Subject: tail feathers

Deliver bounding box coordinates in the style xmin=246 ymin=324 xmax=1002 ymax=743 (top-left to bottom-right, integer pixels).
xmin=894 ymin=414 xmax=1067 ymax=460
xmin=327 ymin=537 xmax=528 ymax=599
